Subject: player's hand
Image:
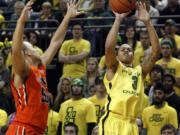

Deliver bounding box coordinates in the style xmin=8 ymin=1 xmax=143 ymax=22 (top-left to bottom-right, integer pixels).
xmin=133 ymin=2 xmax=150 ymax=25
xmin=113 ymin=11 xmax=130 ymax=20
xmin=66 ymin=0 xmax=85 ymax=19
xmin=19 ymin=0 xmax=34 ymax=23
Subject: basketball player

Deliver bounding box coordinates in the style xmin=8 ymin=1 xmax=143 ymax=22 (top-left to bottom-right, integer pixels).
xmin=6 ymin=0 xmax=84 ymax=134
xmin=99 ymin=2 xmax=160 ymax=135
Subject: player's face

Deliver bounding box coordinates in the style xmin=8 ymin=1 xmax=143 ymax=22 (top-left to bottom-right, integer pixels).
xmin=117 ymin=44 xmax=133 ymax=64
xmin=161 ymin=129 xmax=175 ymax=135
xmin=126 ymin=27 xmax=135 ymax=39
xmin=71 ymin=85 xmax=83 ymax=96
xmin=163 ymin=77 xmax=174 ymax=93
xmin=61 ymin=79 xmax=71 ymax=94
xmin=161 ymin=44 xmax=172 ymax=58
xmin=87 ymin=59 xmax=97 ymax=72
xmin=153 ymin=90 xmax=165 ymax=105
xmin=72 ymin=25 xmax=83 ymax=39
xmin=64 ymin=126 xmax=77 ymax=135
xmin=150 ymin=70 xmax=162 ymax=82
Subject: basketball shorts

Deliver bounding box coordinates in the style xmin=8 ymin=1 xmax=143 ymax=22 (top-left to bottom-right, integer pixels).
xmin=99 ymin=111 xmax=138 ymax=135
xmin=6 ymin=122 xmax=44 ymax=135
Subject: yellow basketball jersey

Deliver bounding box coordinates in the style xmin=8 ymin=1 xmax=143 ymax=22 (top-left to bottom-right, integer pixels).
xmin=88 ymin=95 xmax=107 ymax=123
xmin=103 ymin=61 xmax=144 ymax=118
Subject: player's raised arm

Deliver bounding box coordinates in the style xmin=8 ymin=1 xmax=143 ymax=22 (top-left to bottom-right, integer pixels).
xmin=12 ymin=0 xmax=34 ymax=78
xmin=134 ymin=2 xmax=160 ymax=78
xmin=105 ymin=11 xmax=129 ymax=80
xmin=41 ymin=0 xmax=84 ymax=67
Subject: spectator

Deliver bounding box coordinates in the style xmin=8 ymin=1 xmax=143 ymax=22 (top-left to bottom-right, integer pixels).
xmin=7 ymin=1 xmax=25 ymax=28
xmin=28 ymin=31 xmax=43 ymax=54
xmin=135 ymin=0 xmax=159 ymax=31
xmin=145 ymin=64 xmax=164 ymax=104
xmin=53 ymin=77 xmax=71 ymax=112
xmin=162 ymin=74 xmax=180 ymax=123
xmin=64 ymin=122 xmax=78 ymax=135
xmin=57 ymin=78 xmax=96 ymax=135
xmin=156 ymin=39 xmax=180 ymax=96
xmin=88 ymin=76 xmax=107 ymax=123
xmin=88 ymin=84 xmax=96 ymax=97
xmin=158 ymin=0 xmax=180 ymax=24
xmin=133 ymin=30 xmax=151 ymax=67
xmin=160 ymin=19 xmax=180 ymax=51
xmin=161 ymin=124 xmax=177 ymax=135
xmin=142 ymin=83 xmax=178 ymax=135
xmin=58 ymin=23 xmax=91 ymax=79
xmin=83 ymin=57 xmax=99 ymax=96
xmin=86 ymin=0 xmax=113 ymax=56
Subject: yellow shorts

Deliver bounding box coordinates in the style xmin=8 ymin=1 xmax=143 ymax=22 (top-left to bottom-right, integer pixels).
xmin=99 ymin=111 xmax=138 ymax=135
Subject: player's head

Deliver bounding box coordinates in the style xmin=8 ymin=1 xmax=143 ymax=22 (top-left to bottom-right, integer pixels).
xmin=117 ymin=44 xmax=134 ymax=65
xmin=95 ymin=76 xmax=106 ymax=93
xmin=153 ymin=83 xmax=165 ymax=106
xmin=71 ymin=78 xmax=84 ymax=96
xmin=160 ymin=40 xmax=173 ymax=59
xmin=162 ymin=74 xmax=175 ymax=94
xmin=71 ymin=22 xmax=84 ymax=39
xmin=22 ymin=41 xmax=41 ymax=62
xmin=161 ymin=124 xmax=177 ymax=135
xmin=64 ymin=122 xmax=78 ymax=135
xmin=150 ymin=64 xmax=164 ymax=82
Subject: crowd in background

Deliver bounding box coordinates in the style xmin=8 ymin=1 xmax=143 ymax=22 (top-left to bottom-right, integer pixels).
xmin=0 ymin=0 xmax=180 ymax=134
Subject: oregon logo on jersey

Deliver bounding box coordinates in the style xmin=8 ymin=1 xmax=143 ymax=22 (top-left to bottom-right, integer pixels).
xmin=149 ymin=114 xmax=164 ymax=122
xmin=69 ymin=47 xmax=78 ymax=55
xmin=65 ymin=107 xmax=76 ymax=125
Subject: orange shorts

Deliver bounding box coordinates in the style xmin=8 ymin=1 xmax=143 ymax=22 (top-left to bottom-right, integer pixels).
xmin=6 ymin=122 xmax=44 ymax=135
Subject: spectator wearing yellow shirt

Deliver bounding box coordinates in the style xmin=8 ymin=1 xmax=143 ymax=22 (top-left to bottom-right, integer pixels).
xmin=58 ymin=23 xmax=90 ymax=79
xmin=142 ymin=83 xmax=178 ymax=135
xmin=156 ymin=40 xmax=180 ymax=96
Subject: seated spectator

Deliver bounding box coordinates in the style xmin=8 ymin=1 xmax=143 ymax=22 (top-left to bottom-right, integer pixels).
xmin=135 ymin=0 xmax=159 ymax=31
xmin=86 ymin=0 xmax=113 ymax=56
xmin=82 ymin=57 xmax=99 ymax=96
xmin=53 ymin=77 xmax=71 ymax=112
xmin=158 ymin=0 xmax=180 ymax=24
xmin=161 ymin=124 xmax=177 ymax=135
xmin=156 ymin=39 xmax=180 ymax=96
xmin=142 ymin=83 xmax=178 ymax=135
xmin=58 ymin=22 xmax=91 ymax=79
xmin=163 ymin=74 xmax=180 ymax=123
xmin=64 ymin=122 xmax=79 ymax=135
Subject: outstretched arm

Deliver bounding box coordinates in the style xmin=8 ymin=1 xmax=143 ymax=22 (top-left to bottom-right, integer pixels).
xmin=134 ymin=2 xmax=160 ymax=78
xmin=105 ymin=12 xmax=129 ymax=81
xmin=12 ymin=0 xmax=34 ymax=78
xmin=42 ymin=0 xmax=84 ymax=67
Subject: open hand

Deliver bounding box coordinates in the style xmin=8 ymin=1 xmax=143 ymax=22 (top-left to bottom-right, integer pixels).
xmin=19 ymin=0 xmax=34 ymax=23
xmin=133 ymin=2 xmax=150 ymax=25
xmin=66 ymin=0 xmax=85 ymax=19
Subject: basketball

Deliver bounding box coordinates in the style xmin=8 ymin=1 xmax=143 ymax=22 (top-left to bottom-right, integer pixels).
xmin=110 ymin=0 xmax=136 ymax=13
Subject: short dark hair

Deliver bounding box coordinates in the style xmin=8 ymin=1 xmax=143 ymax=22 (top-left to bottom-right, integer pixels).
xmin=71 ymin=22 xmax=84 ymax=31
xmin=154 ymin=82 xmax=165 ymax=93
xmin=161 ymin=124 xmax=177 ymax=135
xmin=150 ymin=64 xmax=164 ymax=77
xmin=162 ymin=74 xmax=176 ymax=85
xmin=64 ymin=122 xmax=78 ymax=134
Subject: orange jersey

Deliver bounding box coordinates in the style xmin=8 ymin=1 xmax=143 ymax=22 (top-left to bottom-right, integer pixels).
xmin=10 ymin=64 xmax=49 ymax=133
